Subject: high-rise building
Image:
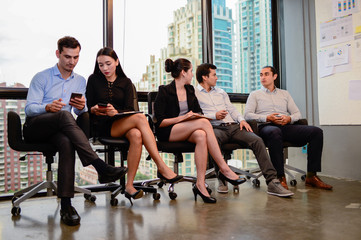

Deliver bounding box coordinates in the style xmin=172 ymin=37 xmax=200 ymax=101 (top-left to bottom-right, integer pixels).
xmin=235 ymin=0 xmax=273 ymax=93
xmin=213 ymin=0 xmax=234 ymax=92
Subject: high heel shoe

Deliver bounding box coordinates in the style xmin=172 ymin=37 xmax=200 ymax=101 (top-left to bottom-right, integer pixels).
xmin=218 ymin=172 xmax=246 ymax=186
xmin=192 ymin=185 xmax=216 ymax=203
xmin=157 ymin=171 xmax=183 ymax=183
xmin=124 ymin=189 xmax=144 ymax=205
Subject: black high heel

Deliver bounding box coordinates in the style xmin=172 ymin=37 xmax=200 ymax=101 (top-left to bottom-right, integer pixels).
xmin=218 ymin=172 xmax=246 ymax=186
xmin=192 ymin=185 xmax=216 ymax=203
xmin=157 ymin=171 xmax=183 ymax=184
xmin=124 ymin=189 xmax=144 ymax=205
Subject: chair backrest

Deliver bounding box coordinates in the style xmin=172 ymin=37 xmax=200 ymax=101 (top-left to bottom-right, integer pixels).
xmin=131 ymin=83 xmax=140 ymax=111
xmin=147 ymin=91 xmax=158 ymax=131
xmin=7 ymin=111 xmax=57 ymax=154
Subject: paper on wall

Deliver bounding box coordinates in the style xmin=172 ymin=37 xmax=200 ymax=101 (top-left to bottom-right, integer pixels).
xmin=320 ymin=14 xmax=353 ymax=47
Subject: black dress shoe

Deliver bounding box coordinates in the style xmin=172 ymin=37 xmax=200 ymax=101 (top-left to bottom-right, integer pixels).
xmin=218 ymin=172 xmax=246 ymax=186
xmin=98 ymin=166 xmax=128 ymax=184
xmin=60 ymin=206 xmax=81 ymax=226
xmin=157 ymin=171 xmax=183 ymax=184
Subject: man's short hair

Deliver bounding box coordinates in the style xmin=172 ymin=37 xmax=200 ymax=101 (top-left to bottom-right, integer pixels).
xmin=196 ymin=63 xmax=217 ymax=83
xmin=57 ymin=36 xmax=81 ymax=53
xmin=262 ymin=65 xmax=278 ymax=76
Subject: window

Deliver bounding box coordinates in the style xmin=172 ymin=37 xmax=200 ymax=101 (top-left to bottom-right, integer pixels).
xmin=0 ymin=0 xmax=102 ymax=88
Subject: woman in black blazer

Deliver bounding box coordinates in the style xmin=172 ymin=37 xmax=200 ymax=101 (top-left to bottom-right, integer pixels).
xmin=154 ymin=58 xmax=246 ymax=203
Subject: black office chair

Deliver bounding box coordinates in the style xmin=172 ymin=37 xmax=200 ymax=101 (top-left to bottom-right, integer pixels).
xmin=147 ymin=91 xmax=199 ymax=200
xmin=248 ymin=119 xmax=308 ymax=186
xmin=7 ymin=111 xmax=96 ymax=216
xmin=92 ymin=84 xmax=160 ymax=206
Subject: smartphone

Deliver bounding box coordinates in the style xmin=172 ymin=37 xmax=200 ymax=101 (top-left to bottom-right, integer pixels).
xmin=70 ymin=92 xmax=82 ymax=99
xmin=98 ymin=103 xmax=108 ymax=108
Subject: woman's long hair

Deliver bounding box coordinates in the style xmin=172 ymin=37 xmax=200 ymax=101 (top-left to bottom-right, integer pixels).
xmin=93 ymin=47 xmax=127 ymax=78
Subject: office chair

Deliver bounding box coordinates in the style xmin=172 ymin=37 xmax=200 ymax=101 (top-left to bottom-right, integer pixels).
xmin=147 ymin=91 xmax=201 ymax=200
xmin=7 ymin=111 xmax=96 ymax=216
xmin=248 ymin=119 xmax=308 ymax=186
xmin=147 ymin=92 xmax=221 ymax=199
xmin=93 ymin=84 xmax=160 ymax=206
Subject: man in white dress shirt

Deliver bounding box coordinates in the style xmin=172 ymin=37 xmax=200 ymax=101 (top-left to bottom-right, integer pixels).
xmin=195 ymin=63 xmax=293 ymax=197
xmin=244 ymin=66 xmax=332 ymax=190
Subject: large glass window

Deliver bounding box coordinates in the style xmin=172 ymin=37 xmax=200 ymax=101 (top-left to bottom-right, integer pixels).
xmin=0 ymin=0 xmax=102 ymax=195
xmin=0 ymin=0 xmax=102 ymax=88
xmin=213 ymin=0 xmax=273 ymax=167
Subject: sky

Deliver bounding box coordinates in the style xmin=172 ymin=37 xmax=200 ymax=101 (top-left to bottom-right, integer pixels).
xmin=0 ymin=0 xmax=237 ymax=87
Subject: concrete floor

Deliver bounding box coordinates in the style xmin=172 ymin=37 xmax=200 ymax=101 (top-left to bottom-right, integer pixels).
xmin=1 ymin=176 xmax=361 ymax=240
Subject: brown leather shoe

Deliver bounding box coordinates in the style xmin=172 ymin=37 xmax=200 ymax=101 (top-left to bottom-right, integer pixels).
xmin=278 ymin=176 xmax=289 ymax=190
xmin=305 ymin=176 xmax=333 ymax=190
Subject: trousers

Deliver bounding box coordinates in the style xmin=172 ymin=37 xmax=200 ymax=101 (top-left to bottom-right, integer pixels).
xmin=259 ymin=124 xmax=323 ymax=176
xmin=213 ymin=124 xmax=277 ymax=183
xmin=23 ymin=111 xmax=98 ymax=198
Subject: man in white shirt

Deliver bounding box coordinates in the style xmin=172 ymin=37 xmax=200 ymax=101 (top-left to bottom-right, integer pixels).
xmin=195 ymin=63 xmax=293 ymax=197
xmin=244 ymin=66 xmax=332 ymax=190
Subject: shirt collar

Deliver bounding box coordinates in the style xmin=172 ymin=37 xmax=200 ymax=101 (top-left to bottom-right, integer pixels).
xmin=197 ymin=83 xmax=215 ymax=93
xmin=261 ymin=86 xmax=278 ymax=93
xmin=53 ymin=64 xmax=74 ymax=80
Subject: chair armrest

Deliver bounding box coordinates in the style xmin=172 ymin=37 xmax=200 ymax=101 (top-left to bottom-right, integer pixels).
xmin=145 ymin=113 xmax=156 ymax=134
xmin=294 ymin=119 xmax=308 ymax=126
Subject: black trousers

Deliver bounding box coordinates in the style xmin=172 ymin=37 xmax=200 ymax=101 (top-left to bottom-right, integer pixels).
xmin=213 ymin=124 xmax=277 ymax=183
xmin=259 ymin=124 xmax=323 ymax=176
xmin=23 ymin=111 xmax=98 ymax=198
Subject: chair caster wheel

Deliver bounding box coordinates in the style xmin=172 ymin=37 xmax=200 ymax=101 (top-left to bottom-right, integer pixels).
xmin=290 ymin=179 xmax=297 ymax=186
xmin=84 ymin=194 xmax=97 ymax=202
xmin=153 ymin=193 xmax=161 ymax=200
xmin=252 ymin=179 xmax=260 ymax=187
xmin=110 ymin=198 xmax=118 ymax=206
xmin=169 ymin=192 xmax=177 ymax=200
xmin=12 ymin=197 xmax=19 ymax=204
xmin=157 ymin=182 xmax=164 ymax=188
xmin=233 ymin=185 xmax=239 ymax=192
xmin=11 ymin=206 xmax=21 ymax=216
xmin=301 ymin=175 xmax=306 ymax=181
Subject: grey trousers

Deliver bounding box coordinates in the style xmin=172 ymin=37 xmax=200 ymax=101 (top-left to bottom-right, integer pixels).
xmin=213 ymin=124 xmax=277 ymax=183
xmin=23 ymin=111 xmax=98 ymax=198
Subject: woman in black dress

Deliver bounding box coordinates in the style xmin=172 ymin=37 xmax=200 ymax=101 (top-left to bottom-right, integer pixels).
xmin=86 ymin=47 xmax=182 ymax=204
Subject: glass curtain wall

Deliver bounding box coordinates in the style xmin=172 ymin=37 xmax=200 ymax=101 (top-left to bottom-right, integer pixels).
xmin=0 ymin=0 xmax=275 ymax=195
xmin=212 ymin=0 xmax=273 ymax=170
xmin=0 ymin=0 xmax=102 ymax=195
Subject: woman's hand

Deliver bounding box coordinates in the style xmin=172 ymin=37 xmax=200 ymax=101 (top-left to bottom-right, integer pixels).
xmin=105 ymin=104 xmax=118 ymax=117
xmin=91 ymin=104 xmax=107 ymax=116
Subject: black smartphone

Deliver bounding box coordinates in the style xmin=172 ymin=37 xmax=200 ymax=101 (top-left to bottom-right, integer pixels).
xmin=70 ymin=92 xmax=82 ymax=99
xmin=98 ymin=103 xmax=108 ymax=108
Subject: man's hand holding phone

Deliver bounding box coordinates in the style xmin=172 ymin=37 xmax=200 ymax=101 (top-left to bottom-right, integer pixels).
xmin=69 ymin=93 xmax=85 ymax=110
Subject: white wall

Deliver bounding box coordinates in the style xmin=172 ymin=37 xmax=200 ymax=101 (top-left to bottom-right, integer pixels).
xmin=278 ymin=0 xmax=361 ymax=180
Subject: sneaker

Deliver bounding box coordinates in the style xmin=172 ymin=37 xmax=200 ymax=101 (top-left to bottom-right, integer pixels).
xmin=267 ymin=179 xmax=294 ymax=197
xmin=217 ymin=178 xmax=228 ymax=194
